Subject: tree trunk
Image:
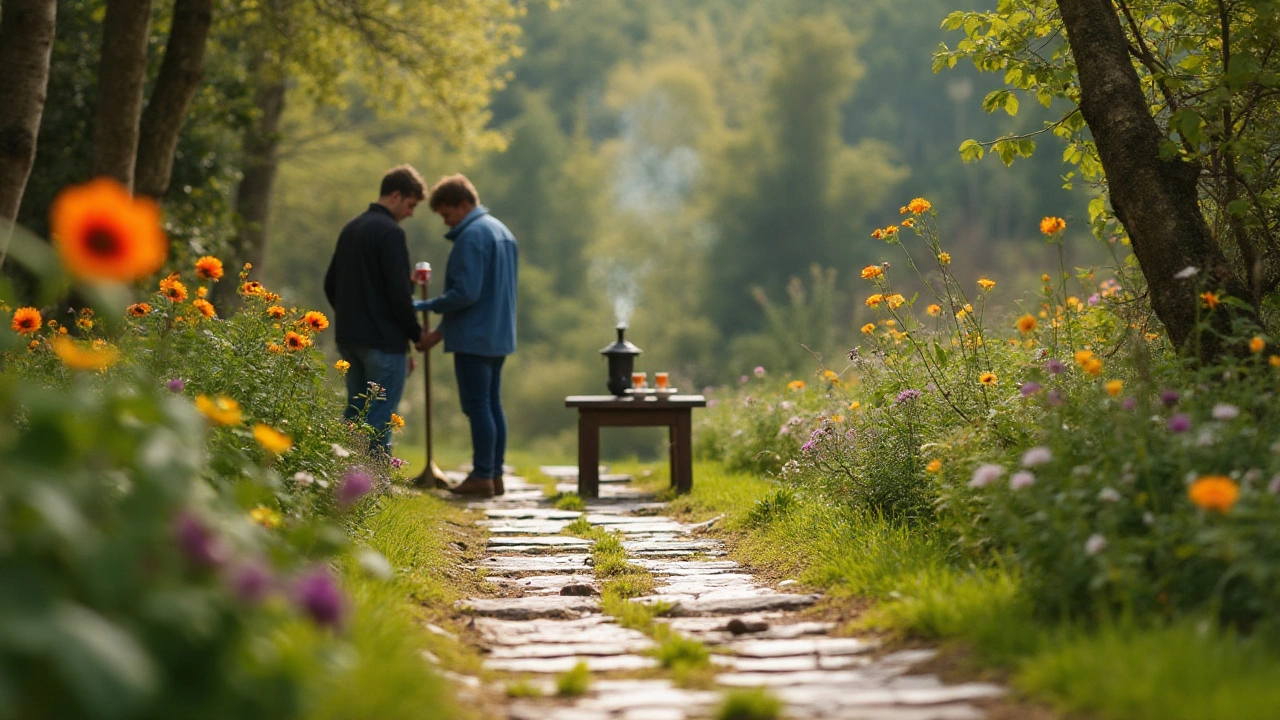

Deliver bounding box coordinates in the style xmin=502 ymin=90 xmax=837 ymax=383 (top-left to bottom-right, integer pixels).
xmin=0 ymin=0 xmax=57 ymax=269
xmin=219 ymin=77 xmax=285 ymax=307
xmin=134 ymin=0 xmax=214 ymax=199
xmin=1055 ymin=0 xmax=1252 ymax=360
xmin=91 ymin=0 xmax=153 ymax=188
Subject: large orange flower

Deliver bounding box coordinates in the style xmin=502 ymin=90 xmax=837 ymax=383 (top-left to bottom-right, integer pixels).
xmin=284 ymin=331 xmax=311 ymax=352
xmin=1188 ymin=475 xmax=1239 ymax=513
xmin=51 ymin=178 xmax=167 ymax=282
xmin=159 ymin=276 xmax=188 ymax=303
xmin=1040 ymin=217 xmax=1067 ymax=235
xmin=194 ymin=256 xmax=224 ymax=280
xmin=51 ymin=336 xmax=120 ymax=371
xmin=301 ymin=311 xmax=329 ymax=332
xmin=192 ymin=298 xmax=216 ymax=318
xmin=11 ymin=307 xmax=42 ymax=335
xmin=127 ymin=302 xmax=152 ymax=317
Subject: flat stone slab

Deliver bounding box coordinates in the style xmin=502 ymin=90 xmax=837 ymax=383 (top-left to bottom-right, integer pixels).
xmin=484 ymin=508 xmax=584 ymax=520
xmin=728 ymin=637 xmax=877 ymax=657
xmin=483 ymin=521 xmax=574 ymax=534
xmin=475 ymin=617 xmax=653 ymax=646
xmin=665 ymin=593 xmax=821 ymax=616
xmin=487 ymin=640 xmax=654 ymax=659
xmin=638 ymin=560 xmax=740 ymax=574
xmin=459 ymin=595 xmax=599 ymax=619
xmin=495 ymin=574 xmax=598 ymax=595
xmin=485 ymin=654 xmax=659 ymax=673
xmin=473 ymin=555 xmax=591 ymax=573
xmin=577 ymin=685 xmax=720 ymax=711
xmin=489 ymin=536 xmax=594 ymax=547
xmin=509 ymin=704 xmax=611 ymax=720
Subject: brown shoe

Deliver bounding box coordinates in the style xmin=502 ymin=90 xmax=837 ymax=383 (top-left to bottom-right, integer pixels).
xmin=492 ymin=475 xmax=505 ymax=496
xmin=448 ymin=474 xmax=494 ymax=498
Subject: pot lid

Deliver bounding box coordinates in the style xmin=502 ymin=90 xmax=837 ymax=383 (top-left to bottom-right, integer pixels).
xmin=600 ymin=324 xmax=642 ymax=355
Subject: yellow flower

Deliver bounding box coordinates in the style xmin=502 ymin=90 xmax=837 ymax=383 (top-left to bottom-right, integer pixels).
xmin=861 ymin=265 xmax=883 ymax=280
xmin=192 ymin=298 xmax=216 ymax=319
xmin=390 ymin=413 xmax=406 ymax=430
xmin=925 ymin=459 xmax=942 ymax=473
xmin=51 ymin=336 xmax=119 ymax=371
xmin=831 ymin=414 xmax=844 ymax=423
xmin=76 ymin=317 xmax=94 ymax=330
xmin=250 ymin=506 xmax=283 ymax=529
xmin=302 ymin=310 xmax=329 ymax=332
xmin=886 ymin=294 xmax=906 ymax=309
xmin=194 ymin=256 xmax=224 ymax=280
xmin=938 ymin=252 xmax=951 ymax=266
xmin=267 ymin=305 xmax=286 ymax=319
xmin=50 ymin=177 xmax=167 ymax=282
xmin=1249 ymin=336 xmax=1265 ymax=354
xmin=1040 ymin=216 xmax=1066 ymax=235
xmin=899 ymin=206 xmax=909 ymax=215
xmin=908 ymin=197 xmax=932 ymax=214
xmin=1271 ymin=355 xmax=1280 ymax=368
xmin=1074 ymin=349 xmax=1095 ymax=365
xmin=865 ymin=294 xmax=884 ymax=308
xmin=267 ymin=343 xmax=283 ymax=354
xmin=1083 ymin=357 xmax=1104 ymax=376
xmin=241 ymin=281 xmax=265 ymax=296
xmin=871 ymin=229 xmax=884 ymax=240
xmin=10 ymin=307 xmax=42 ymax=335
xmin=1041 ymin=274 xmax=1051 ymax=283
xmin=196 ymin=286 xmax=208 ymax=299
xmin=978 ymin=278 xmax=996 ymax=291
xmin=955 ymin=308 xmax=968 ymax=320
xmin=1187 ymin=475 xmax=1239 ymax=513
xmin=159 ymin=275 xmax=188 ymax=303
xmin=978 ymin=372 xmax=997 ymax=386
xmin=861 ymin=323 xmax=876 ymax=334
xmin=926 ymin=304 xmax=941 ymax=316
xmin=787 ymin=380 xmax=805 ymax=391
xmin=849 ymin=401 xmax=861 ymax=410
xmin=823 ymin=370 xmax=841 ymax=386
xmin=335 ymin=359 xmax=351 ymax=373
xmin=901 ymin=218 xmax=915 ymax=228
xmin=883 ymin=225 xmax=899 ymax=236
xmin=1016 ymin=314 xmax=1038 ymax=334
xmin=195 ymin=395 xmax=242 ymax=425
xmin=284 ymin=331 xmax=311 ymax=352
xmin=1201 ymin=291 xmax=1219 ymax=310
xmin=1105 ymin=379 xmax=1123 ymax=397
xmin=253 ymin=423 xmax=293 ymax=453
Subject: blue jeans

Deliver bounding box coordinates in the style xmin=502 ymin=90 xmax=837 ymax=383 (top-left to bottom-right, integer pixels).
xmin=454 ymin=353 xmax=507 ymax=478
xmin=338 ymin=345 xmax=408 ymax=453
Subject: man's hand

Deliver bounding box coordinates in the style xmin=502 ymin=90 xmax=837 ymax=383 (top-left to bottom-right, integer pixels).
xmin=415 ymin=328 xmax=443 ymax=352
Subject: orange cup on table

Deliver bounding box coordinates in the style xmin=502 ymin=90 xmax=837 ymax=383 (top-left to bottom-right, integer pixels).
xmin=632 ymin=371 xmax=647 ymax=389
xmin=654 ymin=372 xmax=670 ymax=390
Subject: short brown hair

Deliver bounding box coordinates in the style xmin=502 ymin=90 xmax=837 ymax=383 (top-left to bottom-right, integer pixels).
xmin=428 ymin=174 xmax=480 ymax=209
xmin=380 ymin=165 xmax=426 ymax=199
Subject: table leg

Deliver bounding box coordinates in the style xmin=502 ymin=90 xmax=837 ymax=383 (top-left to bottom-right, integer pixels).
xmin=674 ymin=409 xmax=693 ymax=494
xmin=668 ymin=423 xmax=678 ymax=491
xmin=578 ymin=412 xmax=600 ymax=499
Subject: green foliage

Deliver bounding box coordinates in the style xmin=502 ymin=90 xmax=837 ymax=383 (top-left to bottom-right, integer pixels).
xmin=504 ymin=680 xmax=543 ymax=698
xmin=716 ymin=688 xmax=783 ymax=720
xmin=552 ymin=492 xmax=586 ymax=511
xmin=555 ymin=662 xmax=591 ymax=697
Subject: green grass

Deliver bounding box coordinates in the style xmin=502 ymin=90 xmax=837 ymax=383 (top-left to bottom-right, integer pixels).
xmin=505 ymin=680 xmax=543 ymax=698
xmin=716 ymin=688 xmax=783 ymax=720
xmin=556 ymin=662 xmax=591 ymax=697
xmin=552 ymin=491 xmax=585 ymax=511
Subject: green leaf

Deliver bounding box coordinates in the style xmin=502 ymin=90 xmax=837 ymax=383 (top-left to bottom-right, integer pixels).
xmin=1003 ymin=92 xmax=1019 ymax=116
xmin=50 ymin=603 xmax=158 ymax=718
xmin=959 ymin=139 xmax=986 ymax=162
xmin=1226 ymin=199 xmax=1250 ymax=217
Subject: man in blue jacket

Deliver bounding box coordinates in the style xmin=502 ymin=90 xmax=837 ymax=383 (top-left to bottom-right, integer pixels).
xmin=417 ymin=174 xmax=518 ymax=497
xmin=324 ymin=165 xmax=429 ymax=454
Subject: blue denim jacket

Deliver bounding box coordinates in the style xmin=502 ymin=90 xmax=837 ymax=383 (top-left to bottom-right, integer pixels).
xmin=415 ymin=206 xmax=518 ymax=356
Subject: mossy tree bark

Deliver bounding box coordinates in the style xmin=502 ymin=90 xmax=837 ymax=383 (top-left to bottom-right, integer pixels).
xmin=0 ymin=0 xmax=56 ymax=269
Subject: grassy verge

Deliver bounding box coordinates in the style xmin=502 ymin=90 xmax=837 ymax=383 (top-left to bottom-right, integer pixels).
xmin=644 ymin=460 xmax=1280 ymax=720
xmin=291 ymin=491 xmax=492 ymax=720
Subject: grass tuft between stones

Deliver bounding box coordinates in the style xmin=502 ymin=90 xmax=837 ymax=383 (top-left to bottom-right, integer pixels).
xmin=555 ymin=661 xmax=591 ymax=697
xmin=716 ymin=688 xmax=783 ymax=720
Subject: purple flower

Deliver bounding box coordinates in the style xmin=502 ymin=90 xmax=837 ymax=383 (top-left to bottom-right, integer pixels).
xmin=228 ymin=561 xmax=273 ymax=604
xmin=739 ymin=375 xmax=749 ymax=384
xmin=293 ymin=567 xmax=345 ymax=629
xmin=1047 ymin=389 xmax=1064 ymax=406
xmin=894 ymin=389 xmax=922 ymax=405
xmin=166 ymin=378 xmax=186 ymax=393
xmin=1046 ymin=359 xmax=1066 ymax=375
xmin=1022 ymin=446 xmax=1051 ymax=467
xmin=1020 ymin=382 xmax=1042 ymax=397
xmin=390 ymin=457 xmax=408 ymax=469
xmin=1160 ymin=390 xmax=1180 ymax=407
xmin=1009 ymin=470 xmax=1036 ymax=490
xmin=1167 ymin=414 xmax=1191 ymax=433
xmin=754 ymin=366 xmax=766 ymax=377
xmin=173 ymin=511 xmax=227 ymax=569
xmin=1122 ymin=397 xmax=1138 ymax=411
xmin=801 ymin=427 xmax=827 ymax=453
xmin=337 ymin=469 xmax=373 ymax=509
xmin=1088 ymin=293 xmax=1101 ymax=306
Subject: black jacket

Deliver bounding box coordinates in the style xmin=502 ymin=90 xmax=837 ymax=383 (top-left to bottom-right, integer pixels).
xmin=324 ymin=204 xmax=422 ymax=352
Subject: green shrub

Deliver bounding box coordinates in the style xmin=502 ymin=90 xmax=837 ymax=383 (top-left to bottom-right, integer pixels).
xmin=716 ymin=688 xmax=783 ymax=720
xmin=555 ymin=662 xmax=591 ymax=697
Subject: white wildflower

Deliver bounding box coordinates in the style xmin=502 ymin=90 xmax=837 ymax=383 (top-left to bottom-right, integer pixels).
xmin=1211 ymin=403 xmax=1239 ymax=420
xmin=292 ymin=471 xmax=315 ymax=487
xmin=1009 ymin=471 xmax=1036 ymax=490
xmin=1085 ymin=533 xmax=1108 ymax=556
xmin=1269 ymin=475 xmax=1280 ymax=495
xmin=331 ymin=443 xmax=351 ymax=458
xmin=1021 ymin=446 xmax=1052 ymax=468
xmin=1174 ymin=266 xmax=1199 ymax=279
xmin=969 ymin=463 xmax=1005 ymax=488
xmin=1098 ymin=487 xmax=1122 ymax=503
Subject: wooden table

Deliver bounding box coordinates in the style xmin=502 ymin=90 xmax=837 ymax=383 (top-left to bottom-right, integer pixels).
xmin=565 ymin=395 xmax=707 ymax=498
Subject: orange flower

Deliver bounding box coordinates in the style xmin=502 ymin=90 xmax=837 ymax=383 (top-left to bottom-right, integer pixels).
xmin=267 ymin=305 xmax=286 ymax=319
xmin=1105 ymin=379 xmax=1123 ymax=397
xmin=390 ymin=413 xmax=406 ymax=430
xmin=886 ymin=294 xmax=906 ymax=309
xmin=335 ymin=359 xmax=351 ymax=373
xmin=1201 ymin=291 xmax=1219 ymax=310
xmin=861 ymin=323 xmax=876 ymax=334
xmin=883 ymin=225 xmax=899 ymax=236
xmin=50 ymin=178 xmax=167 ymax=282
xmin=861 ymin=265 xmax=883 ymax=280
xmin=871 ymin=229 xmax=884 ymax=240
xmin=1249 ymin=336 xmax=1265 ymax=354
xmin=11 ymin=307 xmax=42 ymax=335
xmin=196 ymin=286 xmax=208 ymax=299
xmin=925 ymin=459 xmax=942 ymax=473
xmin=241 ymin=281 xmax=265 ymax=296
xmin=1083 ymin=357 xmax=1104 ymax=376
xmin=302 ymin=311 xmax=329 ymax=332
xmin=978 ymin=278 xmax=996 ymax=291
xmin=126 ymin=302 xmax=152 ymax=317
xmin=1016 ymin=314 xmax=1038 ymax=333
xmin=978 ymin=372 xmax=997 ymax=386
xmin=284 ymin=331 xmax=311 ymax=351
xmin=192 ymin=298 xmax=216 ymax=319
xmin=901 ymin=218 xmax=915 ymax=228
xmin=1040 ymin=217 xmax=1066 ymax=235
xmin=253 ymin=424 xmax=293 ymax=453
xmin=159 ymin=276 xmax=188 ymax=303
xmin=1187 ymin=475 xmax=1239 ymax=513
xmin=267 ymin=343 xmax=284 ymax=354
xmin=194 ymin=256 xmax=224 ymax=280
xmin=1271 ymin=355 xmax=1280 ymax=368
xmin=926 ymin=304 xmax=941 ymax=316
xmin=787 ymin=380 xmax=805 ymax=390
xmin=938 ymin=252 xmax=951 ymax=266
xmin=195 ymin=395 xmax=242 ymax=425
xmin=907 ymin=198 xmax=932 ymax=214
xmin=865 ymin=294 xmax=884 ymax=308
xmin=51 ymin=336 xmax=119 ymax=371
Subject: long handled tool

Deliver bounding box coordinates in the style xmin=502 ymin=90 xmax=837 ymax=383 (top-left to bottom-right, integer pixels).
xmin=412 ymin=262 xmax=451 ymax=488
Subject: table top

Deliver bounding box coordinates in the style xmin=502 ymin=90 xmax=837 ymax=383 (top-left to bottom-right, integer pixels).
xmin=566 ymin=394 xmax=707 ymax=409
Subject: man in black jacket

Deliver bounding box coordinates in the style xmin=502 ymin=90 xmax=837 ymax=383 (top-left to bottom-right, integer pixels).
xmin=324 ymin=165 xmax=429 ymax=453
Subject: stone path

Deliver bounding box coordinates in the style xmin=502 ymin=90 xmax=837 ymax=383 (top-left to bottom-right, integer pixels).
xmin=447 ymin=470 xmax=1007 ymax=719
